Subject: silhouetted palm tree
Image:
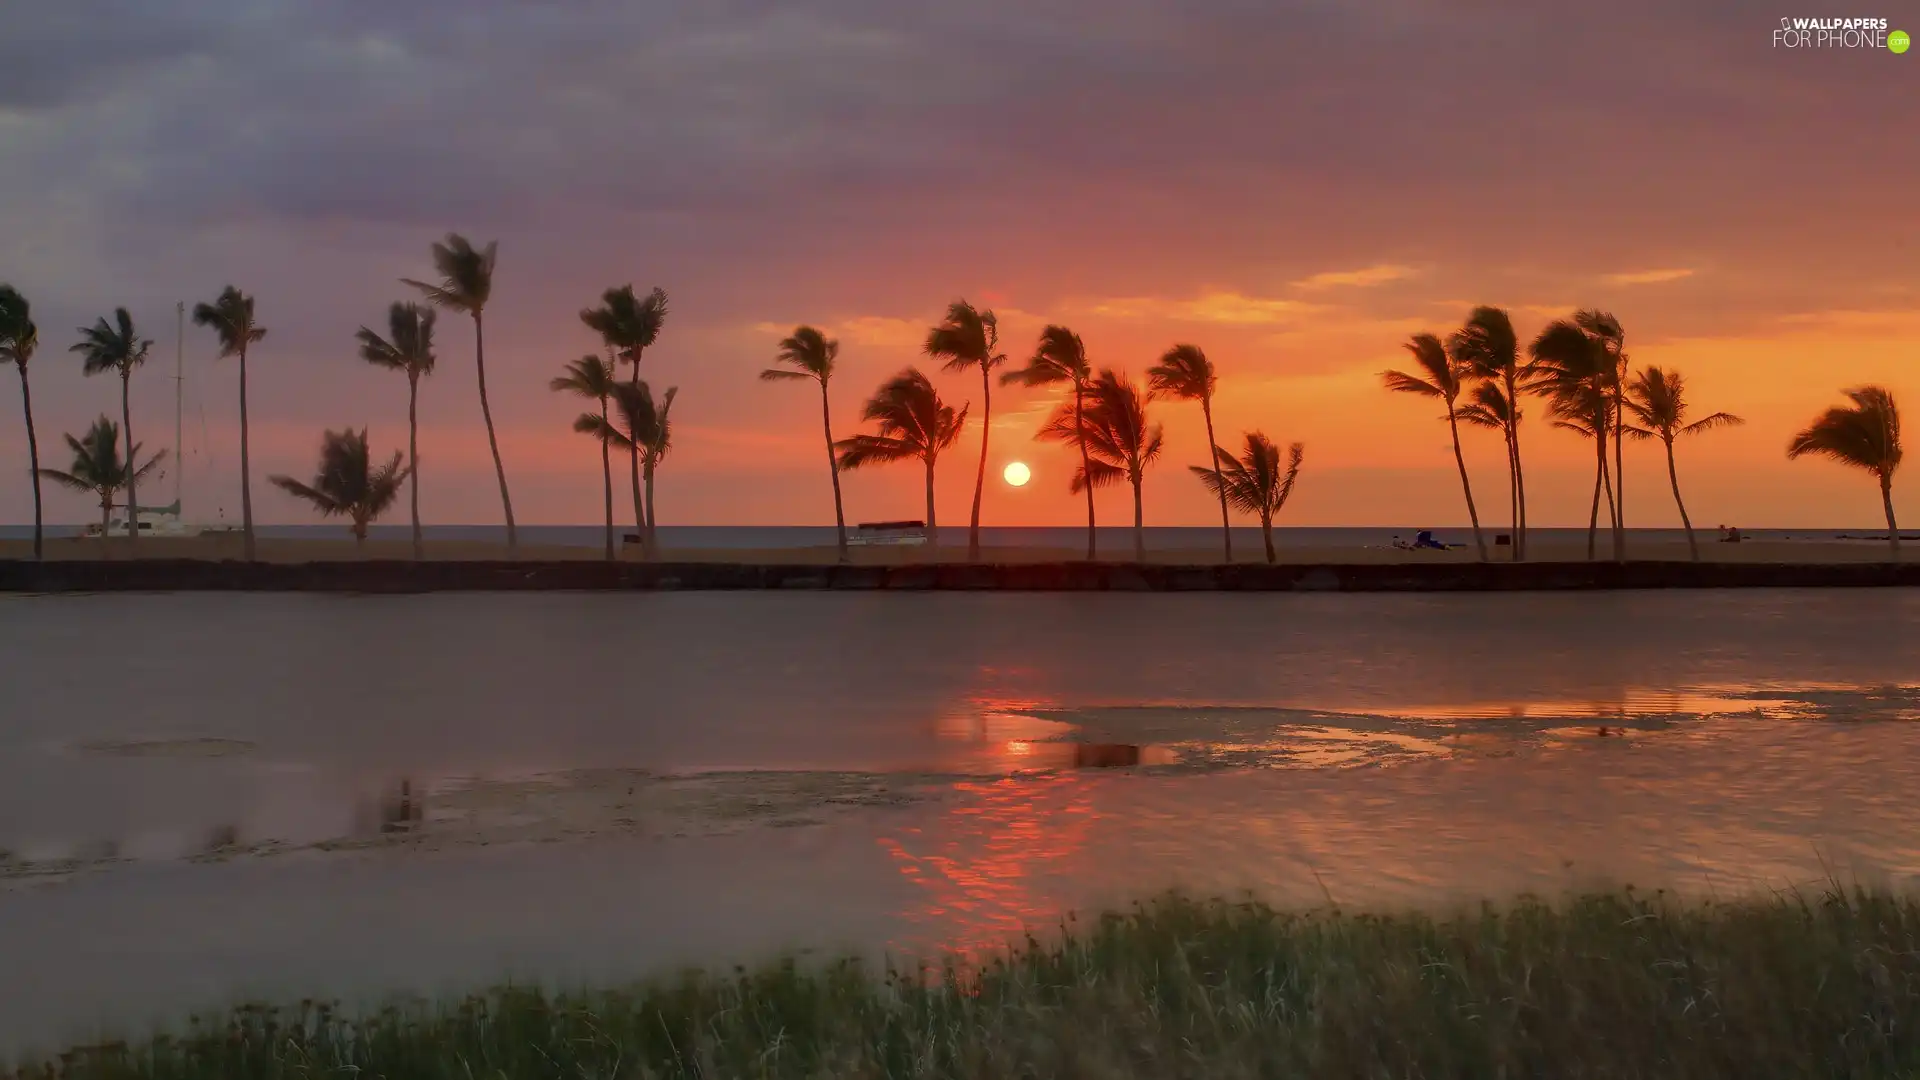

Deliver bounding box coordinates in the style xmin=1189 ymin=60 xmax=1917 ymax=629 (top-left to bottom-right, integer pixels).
xmin=0 ymin=286 xmax=43 ymax=558
xmin=1150 ymin=344 xmax=1232 ymax=562
xmin=1049 ymin=369 xmax=1163 ymax=561
xmin=550 ymin=354 xmax=620 ymax=561
xmin=191 ymin=286 xmax=267 ymax=560
xmin=1449 ymin=307 xmax=1529 ymax=560
xmin=1545 ymin=392 xmax=1616 ymax=559
xmin=1005 ymin=325 xmax=1097 ymax=559
xmin=835 ymin=369 xmax=967 ymax=549
xmin=630 ymin=383 xmax=677 ymax=555
xmin=38 ymin=416 xmax=165 ymax=539
xmin=580 ymin=285 xmax=668 ymax=542
xmin=1192 ymin=433 xmax=1304 ymax=564
xmin=1788 ymin=386 xmax=1902 ymax=559
xmin=762 ymin=326 xmax=848 ymax=561
xmin=356 ymin=302 xmax=437 ymax=559
xmin=1530 ymin=319 xmax=1616 ymax=560
xmin=269 ymin=428 xmax=413 ymax=549
xmin=1576 ymin=310 xmax=1629 ymax=558
xmin=925 ymin=301 xmax=1003 ymax=561
xmin=1381 ymin=332 xmax=1487 ymax=561
xmin=70 ymin=308 xmax=151 ymax=542
xmin=1623 ymin=367 xmax=1743 ymax=561
xmin=403 ymin=234 xmax=515 ymax=553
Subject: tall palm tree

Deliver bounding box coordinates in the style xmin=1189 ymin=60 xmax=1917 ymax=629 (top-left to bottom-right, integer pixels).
xmin=1788 ymin=386 xmax=1903 ymax=559
xmin=402 ymin=234 xmax=515 ymax=553
xmin=1048 ymin=369 xmax=1163 ymax=562
xmin=38 ymin=416 xmax=165 ymax=539
xmin=761 ymin=326 xmax=848 ymax=561
xmin=1448 ymin=307 xmax=1529 ymax=560
xmin=1149 ymin=344 xmax=1232 ymax=562
xmin=355 ymin=302 xmax=437 ymax=559
xmin=269 ymin=428 xmax=413 ymax=550
xmin=70 ymin=308 xmax=151 ymax=542
xmin=631 ymin=383 xmax=677 ymax=556
xmin=1529 ymin=319 xmax=1616 ymax=560
xmin=1381 ymin=332 xmax=1487 ymax=561
xmin=1191 ymin=432 xmax=1304 ymax=564
xmin=924 ymin=300 xmax=1003 ymax=561
xmin=1003 ymin=325 xmax=1096 ymax=559
xmin=550 ymin=354 xmax=620 ymax=561
xmin=1622 ymin=367 xmax=1743 ymax=562
xmin=1544 ymin=391 xmax=1617 ymax=559
xmin=190 ymin=286 xmax=267 ymax=560
xmin=0 ymin=285 xmax=43 ymax=559
xmin=580 ymin=285 xmax=668 ymax=543
xmin=834 ymin=368 xmax=967 ymax=550
xmin=1576 ymin=310 xmax=1629 ymax=559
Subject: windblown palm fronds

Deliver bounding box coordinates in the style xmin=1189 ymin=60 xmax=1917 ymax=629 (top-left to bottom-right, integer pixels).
xmin=1191 ymin=432 xmax=1304 ymax=564
xmin=1789 ymin=386 xmax=1902 ymax=558
xmin=268 ymin=428 xmax=412 ymax=547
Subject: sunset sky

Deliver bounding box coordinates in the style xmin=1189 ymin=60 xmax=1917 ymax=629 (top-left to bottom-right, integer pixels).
xmin=1 ymin=1 xmax=1915 ymax=530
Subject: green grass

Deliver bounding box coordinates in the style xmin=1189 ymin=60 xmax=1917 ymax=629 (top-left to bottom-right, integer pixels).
xmin=15 ymin=887 xmax=1920 ymax=1079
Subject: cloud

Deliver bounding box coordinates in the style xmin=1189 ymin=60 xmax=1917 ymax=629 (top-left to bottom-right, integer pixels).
xmin=1292 ymin=264 xmax=1418 ymax=290
xmin=1088 ymin=291 xmax=1325 ymax=326
xmin=1603 ymin=268 xmax=1697 ymax=286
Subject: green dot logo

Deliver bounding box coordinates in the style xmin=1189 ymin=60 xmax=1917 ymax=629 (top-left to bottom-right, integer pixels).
xmin=1892 ymin=29 xmax=1912 ymax=53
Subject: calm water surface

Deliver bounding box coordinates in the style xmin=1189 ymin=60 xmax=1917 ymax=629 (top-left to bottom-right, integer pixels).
xmin=1 ymin=590 xmax=1918 ymax=1048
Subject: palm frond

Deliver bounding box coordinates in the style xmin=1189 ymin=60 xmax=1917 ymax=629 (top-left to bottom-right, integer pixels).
xmin=834 ymin=434 xmax=921 ymax=471
xmin=70 ymin=308 xmax=151 ymax=378
xmin=357 ymin=303 xmax=436 ymax=377
xmin=1147 ymin=344 xmax=1214 ymax=400
xmin=1447 ymin=306 xmax=1521 ymax=382
xmin=766 ymin=325 xmax=836 ymax=382
xmin=403 ymin=234 xmax=496 ymax=314
xmin=0 ymin=284 xmax=36 ymax=368
xmin=550 ymin=354 xmax=618 ymax=399
xmin=271 ymin=428 xmax=412 ymax=524
xmin=1003 ymin=324 xmax=1089 ymax=389
xmin=1788 ymin=386 xmax=1902 ymax=477
xmin=1681 ymin=411 xmax=1745 ymax=436
xmin=1191 ymin=432 xmax=1304 ymax=518
xmin=924 ymin=300 xmax=1001 ymax=374
xmin=190 ymin=286 xmax=266 ymax=358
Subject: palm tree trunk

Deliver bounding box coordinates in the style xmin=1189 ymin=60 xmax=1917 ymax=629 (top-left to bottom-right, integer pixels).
xmin=99 ymin=495 xmax=111 ymax=547
xmin=120 ymin=371 xmax=137 ymax=545
xmin=407 ymin=373 xmax=423 ymax=561
xmin=628 ymin=360 xmax=645 ymax=552
xmin=1503 ymin=428 xmax=1518 ymax=562
xmin=1202 ymin=392 xmax=1230 ymax=563
xmin=1664 ymin=437 xmax=1699 ymax=562
xmin=1612 ymin=386 xmax=1626 ymax=562
xmin=643 ymin=459 xmax=658 ymax=560
xmin=924 ymin=456 xmax=938 ymax=552
xmin=354 ymin=519 xmax=367 ymax=552
xmin=17 ymin=365 xmax=42 ymax=559
xmin=1881 ymin=473 xmax=1900 ymax=560
xmin=239 ymin=345 xmax=256 ymax=561
xmin=1445 ymin=408 xmax=1486 ymax=562
xmin=598 ymin=396 xmax=614 ymax=562
xmin=1261 ymin=511 xmax=1276 ymax=564
xmin=471 ymin=311 xmax=516 ymax=554
xmin=1586 ymin=426 xmax=1606 ymax=561
xmin=1131 ymin=475 xmax=1145 ymax=562
xmin=821 ymin=382 xmax=846 ymax=562
xmin=1076 ymin=381 xmax=1095 ymax=560
xmin=967 ymin=366 xmax=989 ymax=561
xmin=1506 ymin=371 xmax=1527 ymax=561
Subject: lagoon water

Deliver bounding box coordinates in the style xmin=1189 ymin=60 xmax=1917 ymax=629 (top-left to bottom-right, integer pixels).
xmin=2 ymin=589 xmax=1919 ymax=1049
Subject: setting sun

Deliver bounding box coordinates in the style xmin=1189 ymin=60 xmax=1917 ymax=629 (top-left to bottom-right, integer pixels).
xmin=1003 ymin=461 xmax=1032 ymax=487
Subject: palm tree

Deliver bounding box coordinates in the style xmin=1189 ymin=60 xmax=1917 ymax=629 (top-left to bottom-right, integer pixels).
xmin=269 ymin=428 xmax=413 ymax=550
xmin=1448 ymin=307 xmax=1529 ymax=560
xmin=0 ymin=286 xmax=43 ymax=559
xmin=1380 ymin=332 xmax=1487 ymax=561
xmin=1545 ymin=391 xmax=1617 ymax=559
xmin=761 ymin=326 xmax=848 ymax=561
xmin=1622 ymin=367 xmax=1743 ymax=561
xmin=1191 ymin=433 xmax=1304 ymax=564
xmin=1788 ymin=386 xmax=1903 ymax=559
xmin=190 ymin=286 xmax=267 ymax=560
xmin=1576 ymin=310 xmax=1629 ymax=559
xmin=834 ymin=369 xmax=967 ymax=549
xmin=38 ymin=416 xmax=165 ymax=539
xmin=580 ymin=285 xmax=668 ymax=543
xmin=630 ymin=383 xmax=678 ymax=555
xmin=1003 ymin=325 xmax=1097 ymax=559
xmin=924 ymin=300 xmax=1004 ymax=561
xmin=402 ymin=234 xmax=515 ymax=553
xmin=1149 ymin=344 xmax=1232 ymax=562
xmin=70 ymin=309 xmax=152 ymax=542
xmin=1048 ymin=369 xmax=1163 ymax=561
xmin=1529 ymin=319 xmax=1616 ymax=560
xmin=550 ymin=354 xmax=620 ymax=561
xmin=355 ymin=302 xmax=437 ymax=559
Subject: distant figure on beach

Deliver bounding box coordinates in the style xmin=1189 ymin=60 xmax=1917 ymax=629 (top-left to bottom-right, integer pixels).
xmin=1718 ymin=525 xmax=1743 ymax=544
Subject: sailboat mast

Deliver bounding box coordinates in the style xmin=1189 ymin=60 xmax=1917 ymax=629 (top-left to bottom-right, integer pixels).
xmin=175 ymin=301 xmax=184 ymax=511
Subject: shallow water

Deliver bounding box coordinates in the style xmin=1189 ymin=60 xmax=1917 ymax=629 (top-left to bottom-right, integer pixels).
xmin=1 ymin=590 xmax=1918 ymax=1049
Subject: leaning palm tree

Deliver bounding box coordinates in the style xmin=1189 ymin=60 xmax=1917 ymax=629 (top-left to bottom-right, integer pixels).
xmin=70 ymin=308 xmax=152 ymax=542
xmin=1530 ymin=319 xmax=1616 ymax=560
xmin=834 ymin=369 xmax=967 ymax=550
xmin=1191 ymin=433 xmax=1304 ymax=564
xmin=0 ymin=285 xmax=43 ymax=558
xmin=924 ymin=300 xmax=1003 ymax=561
xmin=355 ymin=302 xmax=437 ymax=559
xmin=1149 ymin=344 xmax=1233 ymax=563
xmin=1788 ymin=386 xmax=1902 ymax=559
xmin=761 ymin=326 xmax=848 ymax=561
xmin=38 ymin=416 xmax=165 ymax=540
xmin=402 ymin=234 xmax=515 ymax=553
xmin=1576 ymin=310 xmax=1629 ymax=558
xmin=550 ymin=354 xmax=621 ymax=561
xmin=1004 ymin=325 xmax=1097 ymax=559
xmin=1448 ymin=307 xmax=1529 ymax=560
xmin=191 ymin=286 xmax=267 ymax=560
xmin=1545 ymin=388 xmax=1617 ymax=559
xmin=1380 ymin=332 xmax=1487 ymax=561
xmin=269 ymin=428 xmax=413 ymax=550
xmin=631 ymin=383 xmax=678 ymax=555
xmin=1622 ymin=367 xmax=1742 ymax=562
xmin=1049 ymin=369 xmax=1163 ymax=562
xmin=580 ymin=285 xmax=669 ymax=542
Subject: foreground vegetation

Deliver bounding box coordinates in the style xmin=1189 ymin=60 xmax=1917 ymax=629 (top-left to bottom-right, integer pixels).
xmin=14 ymin=887 xmax=1920 ymax=1079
